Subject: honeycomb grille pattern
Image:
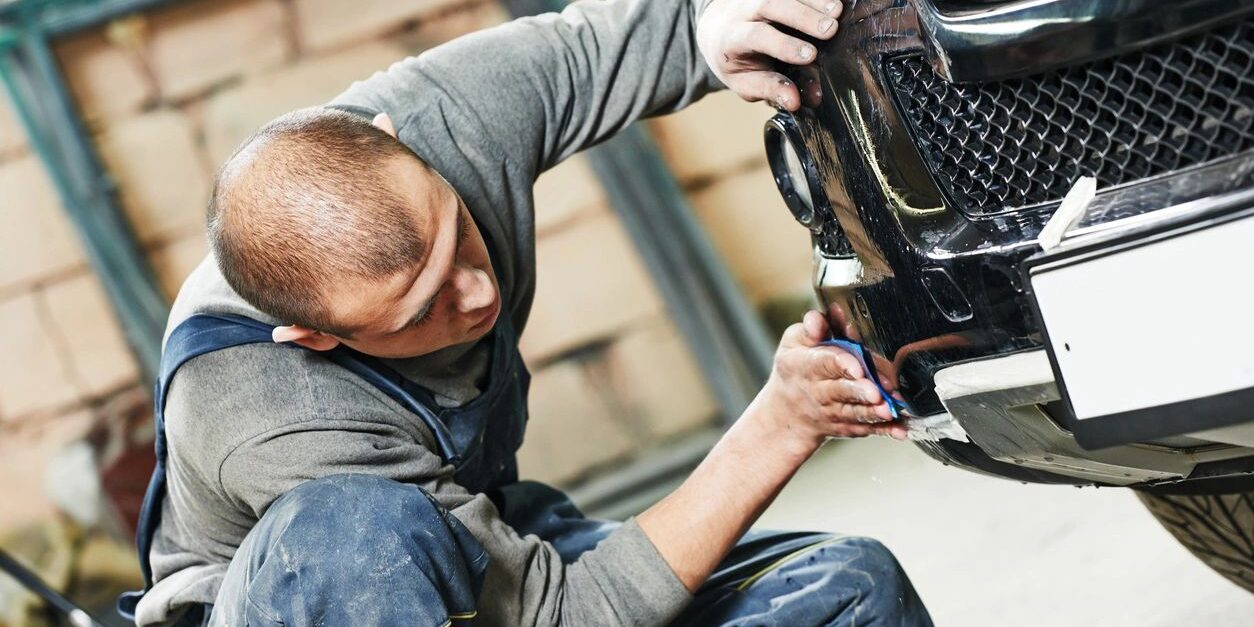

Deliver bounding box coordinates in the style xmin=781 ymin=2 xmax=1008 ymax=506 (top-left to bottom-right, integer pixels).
xmin=885 ymin=18 xmax=1254 ymax=216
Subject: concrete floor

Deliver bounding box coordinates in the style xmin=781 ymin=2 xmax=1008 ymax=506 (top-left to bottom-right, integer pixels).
xmin=756 ymin=437 xmax=1254 ymax=626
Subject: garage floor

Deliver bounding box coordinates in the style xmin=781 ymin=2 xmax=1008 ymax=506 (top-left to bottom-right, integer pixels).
xmin=757 ymin=437 xmax=1254 ymax=626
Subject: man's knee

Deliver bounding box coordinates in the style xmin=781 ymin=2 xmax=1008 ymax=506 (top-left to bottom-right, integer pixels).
xmin=821 ymin=536 xmax=909 ymax=596
xmin=215 ymin=474 xmax=487 ymax=627
xmin=810 ymin=535 xmax=929 ymax=624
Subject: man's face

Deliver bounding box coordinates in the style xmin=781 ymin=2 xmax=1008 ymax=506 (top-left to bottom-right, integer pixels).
xmin=320 ymin=157 xmax=501 ymax=359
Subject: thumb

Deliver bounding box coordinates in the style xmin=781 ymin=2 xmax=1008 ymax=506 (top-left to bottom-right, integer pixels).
xmin=801 ymin=310 xmax=830 ymax=345
xmin=779 ymin=310 xmax=830 ymax=349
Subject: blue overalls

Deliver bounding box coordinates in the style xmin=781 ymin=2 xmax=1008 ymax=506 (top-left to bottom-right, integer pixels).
xmin=119 ymin=298 xmax=931 ymax=626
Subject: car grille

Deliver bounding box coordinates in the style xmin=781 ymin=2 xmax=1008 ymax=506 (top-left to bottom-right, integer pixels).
xmin=884 ymin=17 xmax=1254 ymax=217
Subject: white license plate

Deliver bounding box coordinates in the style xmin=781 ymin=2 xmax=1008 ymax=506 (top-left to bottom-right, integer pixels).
xmin=1029 ymin=213 xmax=1254 ymax=422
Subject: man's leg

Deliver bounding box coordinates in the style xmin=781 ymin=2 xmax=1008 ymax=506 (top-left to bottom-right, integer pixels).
xmin=209 ymin=474 xmax=488 ymax=627
xmin=673 ymin=530 xmax=933 ymax=626
xmin=490 ymin=480 xmax=620 ymax=562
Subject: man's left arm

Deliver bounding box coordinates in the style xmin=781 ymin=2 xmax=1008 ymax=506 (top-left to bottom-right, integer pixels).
xmin=334 ymin=0 xmax=841 ymax=178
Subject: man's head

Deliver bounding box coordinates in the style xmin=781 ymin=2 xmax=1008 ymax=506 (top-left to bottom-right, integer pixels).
xmin=208 ymin=107 xmax=500 ymax=359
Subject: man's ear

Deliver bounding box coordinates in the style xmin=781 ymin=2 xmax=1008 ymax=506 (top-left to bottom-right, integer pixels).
xmin=272 ymin=325 xmax=341 ymax=351
xmin=372 ymin=112 xmax=398 ymax=139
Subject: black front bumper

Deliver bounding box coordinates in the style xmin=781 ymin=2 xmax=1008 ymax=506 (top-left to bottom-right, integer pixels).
xmin=769 ymin=0 xmax=1254 ymax=417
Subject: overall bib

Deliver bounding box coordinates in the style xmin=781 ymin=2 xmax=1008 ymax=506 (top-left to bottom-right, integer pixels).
xmin=119 ymin=301 xmax=931 ymax=626
xmin=118 ymin=290 xmax=546 ymax=616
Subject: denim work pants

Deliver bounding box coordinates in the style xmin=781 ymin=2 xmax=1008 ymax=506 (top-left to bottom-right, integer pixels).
xmin=205 ymin=474 xmax=932 ymax=627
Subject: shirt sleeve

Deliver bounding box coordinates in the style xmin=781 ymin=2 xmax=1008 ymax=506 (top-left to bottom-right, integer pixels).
xmin=213 ymin=366 xmax=692 ymax=625
xmin=331 ymin=0 xmax=722 ymax=179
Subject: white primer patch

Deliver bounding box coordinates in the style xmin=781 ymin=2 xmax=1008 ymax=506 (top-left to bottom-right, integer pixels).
xmin=906 ymin=413 xmax=970 ymax=442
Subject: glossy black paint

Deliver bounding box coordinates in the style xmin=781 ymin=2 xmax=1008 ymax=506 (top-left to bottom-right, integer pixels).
xmin=765 ymin=0 xmax=1254 ymax=484
xmin=775 ymin=0 xmax=1047 ymax=416
xmin=917 ymin=0 xmax=1254 ymax=82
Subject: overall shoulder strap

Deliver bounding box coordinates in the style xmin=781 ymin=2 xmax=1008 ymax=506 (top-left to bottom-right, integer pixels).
xmin=122 ymin=313 xmax=280 ymax=615
xmin=157 ymin=314 xmax=277 ymax=407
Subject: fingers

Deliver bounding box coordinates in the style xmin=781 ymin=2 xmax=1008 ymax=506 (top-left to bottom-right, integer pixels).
xmin=869 ymin=422 xmax=910 ymax=441
xmin=796 ymin=0 xmax=845 ymax=19
xmin=829 ymin=401 xmax=886 ymax=424
xmin=822 ymin=420 xmax=907 ymax=440
xmin=814 ymin=378 xmax=881 ymax=406
xmin=810 ymin=344 xmax=866 ymax=380
xmin=738 ymin=21 xmax=817 ymax=67
xmin=726 ymin=70 xmax=802 ymax=110
xmin=755 ymin=0 xmax=842 ymax=40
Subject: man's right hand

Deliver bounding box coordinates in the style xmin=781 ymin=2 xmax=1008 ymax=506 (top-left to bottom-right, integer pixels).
xmin=754 ymin=310 xmax=907 ymax=447
xmin=638 ymin=308 xmax=905 ymax=592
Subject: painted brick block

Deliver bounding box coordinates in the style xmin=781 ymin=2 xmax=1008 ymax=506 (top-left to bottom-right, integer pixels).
xmin=42 ymin=273 xmax=140 ymax=398
xmin=0 ymin=93 xmax=27 ymax=159
xmin=54 ymin=29 xmax=155 ymax=123
xmin=691 ymin=166 xmax=814 ymax=302
xmin=521 ymin=213 xmax=664 ymax=362
xmin=202 ymin=42 xmax=409 ymax=164
xmin=0 ymin=156 xmax=87 ymax=291
xmin=0 ymin=294 xmax=83 ymax=420
xmin=0 ymin=410 xmax=95 ymax=531
xmin=516 ymin=361 xmax=635 ymax=486
xmin=402 ymin=0 xmax=510 ymax=50
xmin=649 ymin=90 xmax=772 ymax=184
xmin=533 ymin=155 xmax=607 ymax=235
xmin=293 ymin=0 xmax=463 ymax=52
xmin=602 ymin=318 xmax=718 ymax=439
xmin=149 ymin=0 xmax=291 ymax=101
xmin=96 ymin=109 xmax=210 ymax=244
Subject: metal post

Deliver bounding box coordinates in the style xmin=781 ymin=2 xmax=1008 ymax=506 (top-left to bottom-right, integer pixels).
xmin=0 ymin=1 xmax=177 ymax=381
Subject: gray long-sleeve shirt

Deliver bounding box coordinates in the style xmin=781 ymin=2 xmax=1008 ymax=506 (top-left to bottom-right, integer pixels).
xmin=137 ymin=0 xmax=723 ymax=625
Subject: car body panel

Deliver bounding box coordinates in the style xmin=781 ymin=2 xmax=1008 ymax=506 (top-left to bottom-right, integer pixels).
xmin=771 ymin=0 xmax=1254 ymax=487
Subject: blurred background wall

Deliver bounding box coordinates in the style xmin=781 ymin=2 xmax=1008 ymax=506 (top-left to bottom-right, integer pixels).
xmin=0 ymin=0 xmax=812 ymax=575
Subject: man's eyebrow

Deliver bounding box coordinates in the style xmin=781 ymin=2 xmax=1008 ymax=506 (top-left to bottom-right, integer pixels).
xmin=406 ymin=206 xmax=465 ymax=327
xmin=454 ymin=206 xmax=467 ymax=257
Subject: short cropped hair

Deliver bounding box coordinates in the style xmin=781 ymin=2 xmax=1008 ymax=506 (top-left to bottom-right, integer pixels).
xmin=208 ymin=107 xmax=425 ymax=336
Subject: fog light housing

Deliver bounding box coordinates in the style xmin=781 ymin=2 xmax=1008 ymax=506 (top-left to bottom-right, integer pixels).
xmin=765 ymin=115 xmax=854 ymax=257
xmin=765 ymin=116 xmax=822 ymax=229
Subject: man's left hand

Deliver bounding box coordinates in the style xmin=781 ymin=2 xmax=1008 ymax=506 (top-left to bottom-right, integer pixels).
xmin=697 ymin=0 xmax=842 ymax=111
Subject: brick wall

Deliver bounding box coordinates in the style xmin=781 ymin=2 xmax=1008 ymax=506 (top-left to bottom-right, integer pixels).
xmin=0 ymin=0 xmax=814 ymax=532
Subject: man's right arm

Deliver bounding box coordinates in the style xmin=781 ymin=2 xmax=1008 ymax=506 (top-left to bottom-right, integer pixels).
xmin=638 ymin=310 xmax=905 ymax=589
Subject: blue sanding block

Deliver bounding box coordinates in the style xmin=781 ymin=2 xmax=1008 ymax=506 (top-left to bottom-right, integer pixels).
xmin=821 ymin=339 xmax=910 ymax=419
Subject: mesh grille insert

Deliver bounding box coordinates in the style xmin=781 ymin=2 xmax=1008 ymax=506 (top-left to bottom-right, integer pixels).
xmin=884 ymin=18 xmax=1254 ymax=216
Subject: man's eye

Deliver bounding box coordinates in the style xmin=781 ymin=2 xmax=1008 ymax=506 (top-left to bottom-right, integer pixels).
xmin=408 ymin=303 xmax=435 ymax=329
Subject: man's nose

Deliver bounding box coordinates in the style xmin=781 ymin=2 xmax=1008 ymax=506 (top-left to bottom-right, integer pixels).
xmin=450 ymin=265 xmax=494 ymax=312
